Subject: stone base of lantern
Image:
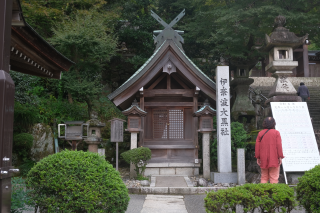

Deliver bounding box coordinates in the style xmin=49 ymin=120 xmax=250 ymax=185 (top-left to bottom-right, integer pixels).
xmin=85 ymin=139 xmax=101 ymax=153
xmin=265 ymin=95 xmax=302 ymax=104
xmin=88 ymin=143 xmax=99 ymax=153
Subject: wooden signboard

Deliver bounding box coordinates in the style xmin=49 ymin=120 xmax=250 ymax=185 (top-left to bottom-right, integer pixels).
xmin=110 ymin=118 xmax=125 ymax=142
xmin=271 ymin=102 xmax=320 ymax=183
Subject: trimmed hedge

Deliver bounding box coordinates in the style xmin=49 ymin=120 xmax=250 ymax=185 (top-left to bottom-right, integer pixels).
xmin=296 ymin=165 xmax=320 ymax=213
xmin=121 ymin=147 xmax=151 ymax=179
xmin=26 ymin=150 xmax=129 ymax=213
xmin=205 ymin=183 xmax=297 ymax=213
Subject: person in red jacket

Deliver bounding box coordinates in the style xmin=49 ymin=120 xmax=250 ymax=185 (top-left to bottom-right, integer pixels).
xmin=255 ymin=117 xmax=285 ymax=184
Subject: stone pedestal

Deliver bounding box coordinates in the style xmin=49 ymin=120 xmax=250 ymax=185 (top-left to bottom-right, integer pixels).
xmin=237 ymin=148 xmax=245 ymax=185
xmin=211 ymin=172 xmax=238 ymax=183
xmin=202 ymin=133 xmax=210 ymax=179
xmin=130 ymin=132 xmax=138 ymax=178
xmin=87 ymin=142 xmax=100 ymax=153
xmin=84 ymin=137 xmax=102 ymax=153
xmin=268 ymin=72 xmax=297 ymax=98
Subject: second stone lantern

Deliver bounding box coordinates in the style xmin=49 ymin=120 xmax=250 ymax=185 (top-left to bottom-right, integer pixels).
xmin=84 ymin=117 xmax=106 ymax=153
xmin=264 ymin=15 xmax=308 ymax=103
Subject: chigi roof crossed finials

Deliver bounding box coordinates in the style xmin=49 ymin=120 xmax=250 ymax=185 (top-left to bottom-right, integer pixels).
xmin=108 ymin=10 xmax=216 ymax=107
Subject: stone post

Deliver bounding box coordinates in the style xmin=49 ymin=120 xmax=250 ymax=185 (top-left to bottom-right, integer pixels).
xmin=216 ymin=66 xmax=232 ymax=173
xmin=237 ymin=148 xmax=245 ymax=185
xmin=202 ymin=133 xmax=210 ymax=179
xmin=212 ymin=66 xmax=238 ymax=183
xmin=130 ymin=132 xmax=138 ymax=178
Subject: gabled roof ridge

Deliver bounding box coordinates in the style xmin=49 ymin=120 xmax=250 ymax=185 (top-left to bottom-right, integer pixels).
xmin=108 ymin=39 xmax=216 ymax=102
xmin=172 ymin=41 xmax=215 ymax=85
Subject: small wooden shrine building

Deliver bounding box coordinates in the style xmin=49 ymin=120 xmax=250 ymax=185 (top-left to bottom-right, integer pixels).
xmin=108 ymin=10 xmax=216 ymax=175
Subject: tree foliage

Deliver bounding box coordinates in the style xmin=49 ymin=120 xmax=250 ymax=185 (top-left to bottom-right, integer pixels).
xmin=50 ymin=12 xmax=118 ymax=117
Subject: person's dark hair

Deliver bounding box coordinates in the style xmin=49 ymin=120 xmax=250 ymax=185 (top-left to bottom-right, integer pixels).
xmin=262 ymin=117 xmax=276 ymax=129
xmin=300 ymin=82 xmax=305 ymax=86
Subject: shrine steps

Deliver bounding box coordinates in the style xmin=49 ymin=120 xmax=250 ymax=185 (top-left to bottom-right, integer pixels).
xmin=144 ymin=145 xmax=195 ymax=149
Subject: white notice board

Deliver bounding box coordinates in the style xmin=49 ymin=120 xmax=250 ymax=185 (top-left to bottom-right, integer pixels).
xmin=271 ymin=102 xmax=320 ymax=172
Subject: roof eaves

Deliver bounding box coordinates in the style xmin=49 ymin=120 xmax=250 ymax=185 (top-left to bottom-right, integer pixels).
xmin=25 ymin=22 xmax=75 ymax=65
xmin=196 ymin=105 xmax=216 ymax=114
xmin=122 ymin=105 xmax=147 ymax=114
xmin=108 ymin=40 xmax=167 ymax=100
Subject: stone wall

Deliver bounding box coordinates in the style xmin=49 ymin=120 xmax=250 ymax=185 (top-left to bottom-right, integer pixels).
xmin=250 ymin=77 xmax=320 ymax=88
xmin=31 ymin=123 xmax=54 ymax=161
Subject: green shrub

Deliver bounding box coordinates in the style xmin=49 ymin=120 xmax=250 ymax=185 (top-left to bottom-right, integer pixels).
xmin=121 ymin=147 xmax=151 ymax=179
xmin=205 ymin=183 xmax=297 ymax=213
xmin=11 ymin=177 xmax=33 ymax=213
xmin=210 ymin=119 xmax=249 ymax=171
xmin=296 ymin=165 xmax=320 ymax=213
xmin=26 ymin=150 xmax=129 ymax=213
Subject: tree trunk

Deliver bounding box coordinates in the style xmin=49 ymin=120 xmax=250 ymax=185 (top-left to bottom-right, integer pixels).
xmin=67 ymin=92 xmax=73 ymax=104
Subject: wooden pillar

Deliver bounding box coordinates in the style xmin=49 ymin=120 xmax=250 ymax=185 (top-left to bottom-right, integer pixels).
xmin=303 ymin=44 xmax=309 ymax=77
xmin=0 ymin=0 xmax=14 ymax=211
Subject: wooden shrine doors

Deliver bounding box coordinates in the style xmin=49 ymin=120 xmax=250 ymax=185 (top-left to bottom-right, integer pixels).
xmin=144 ymin=107 xmax=193 ymax=143
xmin=153 ymin=108 xmax=184 ymax=140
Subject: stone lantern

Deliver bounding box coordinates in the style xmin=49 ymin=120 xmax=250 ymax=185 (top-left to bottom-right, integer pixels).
xmin=122 ymin=100 xmax=147 ymax=132
xmin=58 ymin=121 xmax=88 ymax=150
xmin=193 ymin=99 xmax=216 ymax=179
xmin=122 ymin=99 xmax=147 ymax=177
xmin=264 ymin=15 xmax=308 ymax=102
xmin=84 ymin=118 xmax=106 ymax=153
xmin=230 ymin=60 xmax=257 ymax=121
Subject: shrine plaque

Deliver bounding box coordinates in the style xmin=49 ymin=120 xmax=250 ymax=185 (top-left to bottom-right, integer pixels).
xmin=110 ymin=119 xmax=124 ymax=142
xmin=271 ymin=102 xmax=320 ymax=172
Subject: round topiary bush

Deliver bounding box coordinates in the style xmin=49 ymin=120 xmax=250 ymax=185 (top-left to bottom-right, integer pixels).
xmin=121 ymin=147 xmax=151 ymax=179
xmin=26 ymin=150 xmax=129 ymax=213
xmin=297 ymin=165 xmax=320 ymax=213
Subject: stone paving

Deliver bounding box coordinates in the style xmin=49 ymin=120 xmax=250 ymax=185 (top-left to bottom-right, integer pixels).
xmin=140 ymin=195 xmax=187 ymax=213
xmin=23 ymin=194 xmax=306 ymax=213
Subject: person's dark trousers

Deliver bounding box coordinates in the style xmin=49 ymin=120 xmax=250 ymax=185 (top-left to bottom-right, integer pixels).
xmin=300 ymin=95 xmax=308 ymax=102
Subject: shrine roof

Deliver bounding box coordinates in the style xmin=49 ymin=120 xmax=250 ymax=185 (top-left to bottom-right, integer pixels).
xmin=108 ymin=39 xmax=216 ymax=101
xmin=123 ymin=105 xmax=147 ymax=113
xmin=196 ymin=105 xmax=216 ymax=114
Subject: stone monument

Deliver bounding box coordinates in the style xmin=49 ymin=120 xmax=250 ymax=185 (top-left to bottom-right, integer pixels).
xmin=212 ymin=66 xmax=237 ymax=183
